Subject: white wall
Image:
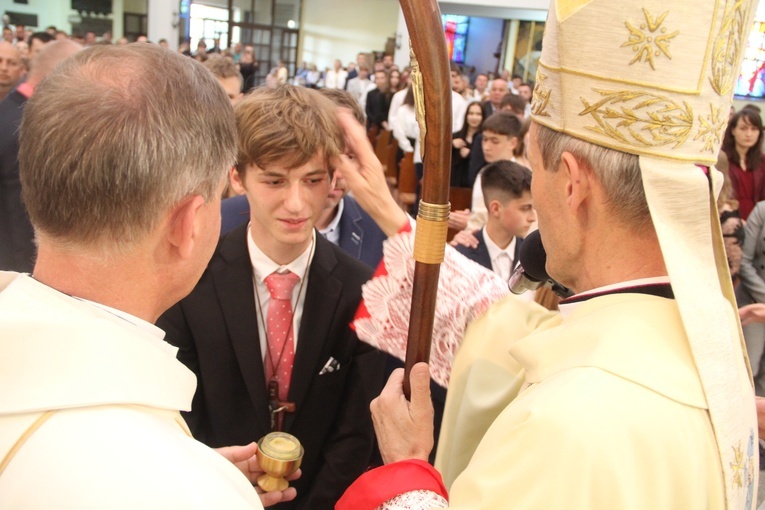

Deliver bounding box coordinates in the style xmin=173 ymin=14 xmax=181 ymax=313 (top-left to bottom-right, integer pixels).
xmin=444 ymin=0 xmax=549 ymax=8
xmin=462 ymin=16 xmax=504 ymax=76
xmin=300 ymin=0 xmax=399 ymax=70
xmin=1 ymin=0 xmax=77 ymax=32
xmin=147 ymin=0 xmax=179 ymax=49
xmin=440 ymin=0 xmax=548 ymax=21
xmin=394 ymin=0 xmax=547 ymax=74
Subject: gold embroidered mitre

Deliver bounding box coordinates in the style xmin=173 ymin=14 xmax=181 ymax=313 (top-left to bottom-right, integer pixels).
xmin=533 ymin=1 xmax=753 ymax=161
xmin=531 ymin=2 xmax=759 ymax=509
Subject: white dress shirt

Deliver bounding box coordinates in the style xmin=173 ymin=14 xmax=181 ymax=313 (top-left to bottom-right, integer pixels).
xmin=347 ymin=77 xmax=371 ymax=103
xmin=387 ymin=88 xmax=408 ymax=127
xmin=482 ymin=226 xmax=517 ymax=286
xmin=452 ymin=91 xmax=468 ymax=132
xmin=247 ymin=226 xmax=315 ymax=359
xmin=393 ymin=105 xmax=422 ymax=164
xmin=324 ymin=69 xmax=348 ymax=90
xmin=319 ymin=198 xmax=344 ymax=246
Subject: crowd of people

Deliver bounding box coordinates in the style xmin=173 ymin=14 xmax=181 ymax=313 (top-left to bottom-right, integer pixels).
xmin=1 ymin=1 xmax=765 ymax=508
xmin=717 ymin=104 xmax=765 ymax=405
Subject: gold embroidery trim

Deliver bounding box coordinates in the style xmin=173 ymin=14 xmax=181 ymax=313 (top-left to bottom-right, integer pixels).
xmin=579 ymin=89 xmax=693 ymax=148
xmin=555 ymin=0 xmax=596 ymax=23
xmin=531 ymin=70 xmax=552 ymax=118
xmin=694 ymin=104 xmax=727 ymax=153
xmin=730 ymin=441 xmax=744 ymax=488
xmin=409 ymin=42 xmax=427 ymax=157
xmin=622 ymin=8 xmax=679 ymax=70
xmin=0 ymin=411 xmax=57 ymax=477
xmin=710 ymin=0 xmax=752 ymax=96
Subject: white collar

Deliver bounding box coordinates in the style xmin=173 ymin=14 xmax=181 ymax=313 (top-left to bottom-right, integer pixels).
xmin=75 ymin=297 xmax=166 ymax=341
xmin=558 ymin=276 xmax=671 ymax=319
xmin=482 ymin=226 xmax=517 ymax=263
xmin=319 ymin=197 xmax=344 ymax=237
xmin=247 ymin=224 xmax=315 ymax=283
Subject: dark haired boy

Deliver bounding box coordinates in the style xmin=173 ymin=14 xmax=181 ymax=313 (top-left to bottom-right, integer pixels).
xmin=467 ymin=111 xmax=524 ymax=231
xmin=456 ymin=161 xmax=535 ymax=287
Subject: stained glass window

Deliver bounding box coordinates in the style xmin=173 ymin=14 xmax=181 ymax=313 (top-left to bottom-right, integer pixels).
xmin=443 ymin=15 xmax=469 ymax=64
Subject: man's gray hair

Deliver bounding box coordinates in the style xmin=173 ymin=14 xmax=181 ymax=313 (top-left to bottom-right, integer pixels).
xmin=535 ymin=124 xmax=651 ymax=231
xmin=20 ymin=43 xmax=236 ymax=249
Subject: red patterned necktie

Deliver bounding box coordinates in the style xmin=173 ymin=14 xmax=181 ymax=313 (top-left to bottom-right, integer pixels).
xmin=264 ymin=271 xmax=300 ymax=401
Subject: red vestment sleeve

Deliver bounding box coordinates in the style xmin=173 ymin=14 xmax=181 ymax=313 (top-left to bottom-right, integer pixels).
xmin=335 ymin=459 xmax=448 ymax=510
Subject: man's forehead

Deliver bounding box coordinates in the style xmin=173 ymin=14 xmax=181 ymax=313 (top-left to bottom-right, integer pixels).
xmin=0 ymin=43 xmax=20 ymax=61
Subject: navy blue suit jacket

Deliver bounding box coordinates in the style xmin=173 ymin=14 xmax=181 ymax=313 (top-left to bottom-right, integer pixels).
xmin=0 ymin=90 xmax=35 ymax=272
xmin=454 ymin=228 xmax=523 ymax=274
xmin=220 ymin=194 xmax=386 ymax=268
xmin=219 ymin=194 xmax=250 ymax=235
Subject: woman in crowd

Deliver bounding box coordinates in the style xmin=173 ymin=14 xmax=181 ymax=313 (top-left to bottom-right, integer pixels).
xmin=721 ymin=109 xmax=765 ymax=220
xmin=393 ymin=87 xmax=418 ymax=156
xmin=451 ymin=102 xmax=483 ymax=187
xmin=238 ymin=45 xmax=258 ymax=92
xmin=389 ymin=69 xmax=402 ymax=94
xmin=716 ymin=153 xmax=744 ymax=285
xmin=513 ymin=117 xmax=532 ymax=169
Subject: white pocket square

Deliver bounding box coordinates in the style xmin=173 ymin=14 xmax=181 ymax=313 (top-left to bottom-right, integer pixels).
xmin=319 ymin=357 xmax=341 ymax=375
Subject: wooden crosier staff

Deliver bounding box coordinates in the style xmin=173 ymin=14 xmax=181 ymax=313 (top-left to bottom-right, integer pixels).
xmin=398 ymin=0 xmax=452 ymax=398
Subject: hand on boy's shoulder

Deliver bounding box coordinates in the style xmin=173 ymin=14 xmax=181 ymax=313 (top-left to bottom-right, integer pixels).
xmin=450 ymin=229 xmax=480 ymax=249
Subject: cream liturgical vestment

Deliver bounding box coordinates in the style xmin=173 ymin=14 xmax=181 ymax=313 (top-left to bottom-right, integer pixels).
xmin=434 ymin=294 xmax=559 ymax=489
xmin=0 ymin=272 xmax=264 ymax=509
xmin=446 ymin=292 xmax=734 ymax=510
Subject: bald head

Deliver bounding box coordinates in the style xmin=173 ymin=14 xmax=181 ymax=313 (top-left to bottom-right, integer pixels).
xmin=489 ymin=78 xmax=509 ymax=106
xmin=27 ymin=39 xmax=82 ymax=86
xmin=0 ymin=41 xmax=24 ymax=98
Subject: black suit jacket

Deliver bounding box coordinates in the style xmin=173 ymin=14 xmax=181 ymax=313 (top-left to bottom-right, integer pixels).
xmin=481 ymin=100 xmax=497 ymax=121
xmin=455 ymin=229 xmax=523 ymax=274
xmin=0 ymin=90 xmax=35 ymax=272
xmin=157 ymin=225 xmax=385 ymax=510
xmin=365 ymin=88 xmax=390 ymax=129
xmin=467 ymin=132 xmax=487 ymax=188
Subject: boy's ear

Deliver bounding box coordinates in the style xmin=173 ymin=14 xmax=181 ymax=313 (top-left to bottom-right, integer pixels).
xmin=488 ymin=199 xmax=502 ymax=216
xmin=229 ymin=167 xmax=246 ymax=195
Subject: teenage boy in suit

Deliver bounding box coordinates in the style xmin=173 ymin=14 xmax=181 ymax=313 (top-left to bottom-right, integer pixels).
xmin=157 ymin=85 xmax=385 ymax=510
xmin=455 ymin=161 xmax=535 ymax=288
xmin=220 ymin=89 xmax=386 ymax=269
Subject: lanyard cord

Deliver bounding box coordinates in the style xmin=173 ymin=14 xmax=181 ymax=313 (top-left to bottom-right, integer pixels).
xmin=252 ymin=236 xmax=315 ymax=380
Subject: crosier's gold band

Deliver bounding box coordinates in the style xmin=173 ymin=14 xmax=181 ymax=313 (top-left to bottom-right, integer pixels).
xmin=414 ymin=201 xmax=451 ymax=264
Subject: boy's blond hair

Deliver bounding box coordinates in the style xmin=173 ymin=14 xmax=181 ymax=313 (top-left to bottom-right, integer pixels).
xmin=234 ymin=85 xmax=344 ymax=176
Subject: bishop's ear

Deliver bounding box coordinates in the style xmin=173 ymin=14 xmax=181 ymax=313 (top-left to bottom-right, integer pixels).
xmin=559 ymin=151 xmax=591 ymax=211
